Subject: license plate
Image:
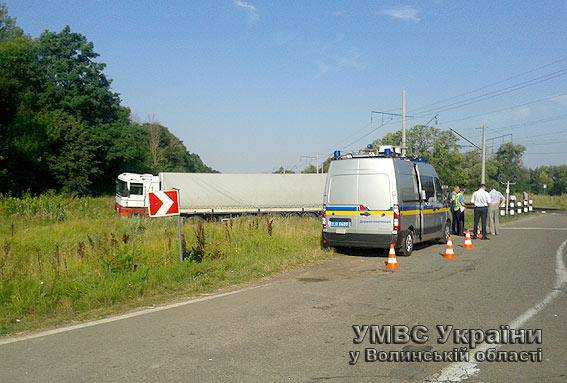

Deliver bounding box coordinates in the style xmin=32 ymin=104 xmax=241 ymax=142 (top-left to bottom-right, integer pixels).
xmin=330 ymin=221 xmax=351 ymax=228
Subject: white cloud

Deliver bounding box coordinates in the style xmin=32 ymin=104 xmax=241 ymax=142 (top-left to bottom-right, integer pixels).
xmin=336 ymin=52 xmax=367 ymax=71
xmin=233 ymin=0 xmax=259 ymax=22
xmin=315 ymin=51 xmax=367 ymax=78
xmin=378 ymin=5 xmax=421 ymax=22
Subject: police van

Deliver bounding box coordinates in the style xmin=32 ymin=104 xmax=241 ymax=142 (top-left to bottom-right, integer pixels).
xmin=321 ymin=146 xmax=450 ymax=256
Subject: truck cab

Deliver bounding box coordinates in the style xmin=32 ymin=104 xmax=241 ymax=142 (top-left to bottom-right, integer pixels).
xmin=115 ymin=173 xmax=160 ymax=217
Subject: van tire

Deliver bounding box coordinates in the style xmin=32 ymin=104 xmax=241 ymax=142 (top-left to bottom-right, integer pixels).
xmin=398 ymin=230 xmax=414 ymax=257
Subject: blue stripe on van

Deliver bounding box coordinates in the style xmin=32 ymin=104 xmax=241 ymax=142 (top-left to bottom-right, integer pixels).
xmin=325 ymin=205 xmax=358 ymax=211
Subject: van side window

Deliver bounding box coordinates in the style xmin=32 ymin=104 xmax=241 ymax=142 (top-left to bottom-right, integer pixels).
xmin=399 ymin=172 xmax=418 ymax=202
xmin=421 ymin=176 xmax=435 ymax=203
xmin=433 ymin=177 xmax=444 ymax=203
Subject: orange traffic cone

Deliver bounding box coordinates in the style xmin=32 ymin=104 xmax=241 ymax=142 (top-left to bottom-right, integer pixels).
xmin=442 ymin=236 xmax=456 ymax=260
xmin=385 ymin=243 xmax=399 ymax=271
xmin=463 ymin=230 xmax=474 ymax=250
xmin=476 ymin=226 xmax=483 ymax=240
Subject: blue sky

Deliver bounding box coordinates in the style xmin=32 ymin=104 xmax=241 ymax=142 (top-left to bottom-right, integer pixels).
xmin=7 ymin=0 xmax=567 ymax=172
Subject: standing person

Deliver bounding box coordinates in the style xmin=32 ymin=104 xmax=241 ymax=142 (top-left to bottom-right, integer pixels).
xmin=451 ymin=186 xmax=465 ymax=236
xmin=489 ymin=187 xmax=505 ymax=235
xmin=471 ymin=184 xmax=490 ymax=240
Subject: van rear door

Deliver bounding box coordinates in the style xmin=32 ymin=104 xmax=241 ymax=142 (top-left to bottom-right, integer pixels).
xmin=356 ymin=173 xmax=393 ymax=235
xmin=326 ymin=174 xmax=359 ymax=234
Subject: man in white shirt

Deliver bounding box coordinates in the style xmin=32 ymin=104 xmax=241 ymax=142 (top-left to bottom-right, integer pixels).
xmin=471 ymin=184 xmax=491 ymax=239
xmin=489 ymin=188 xmax=505 ymax=235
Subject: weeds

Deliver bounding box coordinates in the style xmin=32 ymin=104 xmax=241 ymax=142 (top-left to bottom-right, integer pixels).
xmin=0 ymin=196 xmax=330 ymax=335
xmin=190 ymin=222 xmax=206 ymax=262
xmin=77 ymin=242 xmax=86 ymax=260
xmin=224 ymin=221 xmax=232 ymax=242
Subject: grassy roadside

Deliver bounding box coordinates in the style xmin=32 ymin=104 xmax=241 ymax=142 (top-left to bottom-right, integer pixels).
xmin=532 ymin=194 xmax=567 ymax=210
xmin=0 ymin=195 xmax=332 ymax=336
xmin=1 ymin=194 xmax=548 ymax=336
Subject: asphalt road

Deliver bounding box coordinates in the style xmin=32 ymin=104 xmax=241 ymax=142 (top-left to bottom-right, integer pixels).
xmin=1 ymin=213 xmax=566 ymax=383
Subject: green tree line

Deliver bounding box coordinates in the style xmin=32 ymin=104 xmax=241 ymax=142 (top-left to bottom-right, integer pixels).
xmin=290 ymin=124 xmax=565 ymax=196
xmin=0 ymin=6 xmax=214 ymax=196
xmin=373 ymin=125 xmax=566 ymax=195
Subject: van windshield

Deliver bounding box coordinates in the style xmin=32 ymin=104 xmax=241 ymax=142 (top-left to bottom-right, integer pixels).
xmin=328 ymin=174 xmax=391 ymax=210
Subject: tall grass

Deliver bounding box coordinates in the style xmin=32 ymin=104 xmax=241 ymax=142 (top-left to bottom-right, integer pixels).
xmin=0 ymin=195 xmax=330 ymax=336
xmin=532 ymin=194 xmax=567 ymax=210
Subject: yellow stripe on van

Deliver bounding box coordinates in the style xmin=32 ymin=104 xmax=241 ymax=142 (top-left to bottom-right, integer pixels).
xmin=325 ymin=208 xmax=449 ymax=218
xmin=401 ymin=210 xmax=420 ymax=216
xmin=324 ymin=211 xmax=394 ymax=217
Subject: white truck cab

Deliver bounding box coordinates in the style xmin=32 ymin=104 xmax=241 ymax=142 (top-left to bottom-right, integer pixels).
xmin=115 ymin=173 xmax=160 ymax=216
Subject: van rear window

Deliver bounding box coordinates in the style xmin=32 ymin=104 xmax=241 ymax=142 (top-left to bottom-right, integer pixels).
xmin=328 ymin=175 xmax=357 ymax=205
xmin=357 ymin=174 xmax=391 ymax=210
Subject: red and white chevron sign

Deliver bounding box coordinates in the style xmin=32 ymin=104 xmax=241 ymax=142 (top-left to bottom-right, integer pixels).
xmin=148 ymin=190 xmax=180 ymax=217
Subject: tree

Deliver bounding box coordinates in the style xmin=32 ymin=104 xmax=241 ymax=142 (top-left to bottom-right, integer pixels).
xmin=42 ymin=111 xmax=99 ymax=194
xmin=373 ymin=125 xmax=468 ymax=188
xmin=0 ymin=6 xmax=214 ymax=195
xmin=0 ymin=4 xmax=23 ymax=42
xmin=35 ymin=26 xmax=123 ymax=124
xmin=140 ymin=122 xmax=215 ymax=174
xmin=301 ymin=164 xmax=318 ymax=174
xmin=273 ymin=166 xmax=294 ymax=174
xmin=0 ymin=5 xmax=215 ymax=195
xmin=494 ymin=143 xmax=528 ymax=192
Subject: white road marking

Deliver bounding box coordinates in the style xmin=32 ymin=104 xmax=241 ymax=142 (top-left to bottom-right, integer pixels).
xmin=426 ymin=239 xmax=567 ymax=382
xmin=0 ymin=284 xmax=268 ymax=346
xmin=501 ymin=227 xmax=567 ymax=231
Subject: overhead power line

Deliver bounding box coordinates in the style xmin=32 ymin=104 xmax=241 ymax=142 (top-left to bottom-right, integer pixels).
xmin=517 ymin=139 xmax=567 ymax=146
xmin=524 ymin=151 xmax=567 ymax=155
xmin=439 ymin=93 xmax=567 ymax=125
xmin=515 ymin=129 xmax=567 ymax=141
xmin=412 ymin=68 xmax=567 ymax=116
xmin=408 ymin=56 xmax=567 ymax=115
xmin=487 ymin=113 xmax=567 ymax=133
xmin=340 ymin=117 xmax=398 ymax=150
xmin=324 ymin=57 xmax=567 ymax=157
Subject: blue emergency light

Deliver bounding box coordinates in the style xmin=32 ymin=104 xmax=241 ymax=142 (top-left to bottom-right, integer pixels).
xmin=333 ymin=150 xmax=341 ymax=160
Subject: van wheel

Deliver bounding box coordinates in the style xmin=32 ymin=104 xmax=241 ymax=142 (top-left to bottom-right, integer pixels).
xmin=439 ymin=220 xmax=451 ymax=243
xmin=398 ymin=230 xmax=414 ymax=257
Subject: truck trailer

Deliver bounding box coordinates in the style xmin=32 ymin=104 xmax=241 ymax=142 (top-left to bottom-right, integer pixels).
xmin=115 ymin=172 xmax=326 ymax=217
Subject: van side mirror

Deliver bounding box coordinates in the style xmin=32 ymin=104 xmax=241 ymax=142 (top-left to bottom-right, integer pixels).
xmin=420 ymin=190 xmax=427 ymax=201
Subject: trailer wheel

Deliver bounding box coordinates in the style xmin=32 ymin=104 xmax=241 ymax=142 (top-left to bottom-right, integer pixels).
xmin=398 ymin=230 xmax=414 ymax=257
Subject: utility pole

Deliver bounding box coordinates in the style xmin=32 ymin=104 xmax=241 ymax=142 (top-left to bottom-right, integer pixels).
xmin=401 ymin=90 xmax=407 ymax=156
xmin=481 ymin=124 xmax=486 ymax=185
xmin=301 ymin=154 xmax=321 ymax=174
xmin=500 ymin=180 xmax=516 ymax=215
